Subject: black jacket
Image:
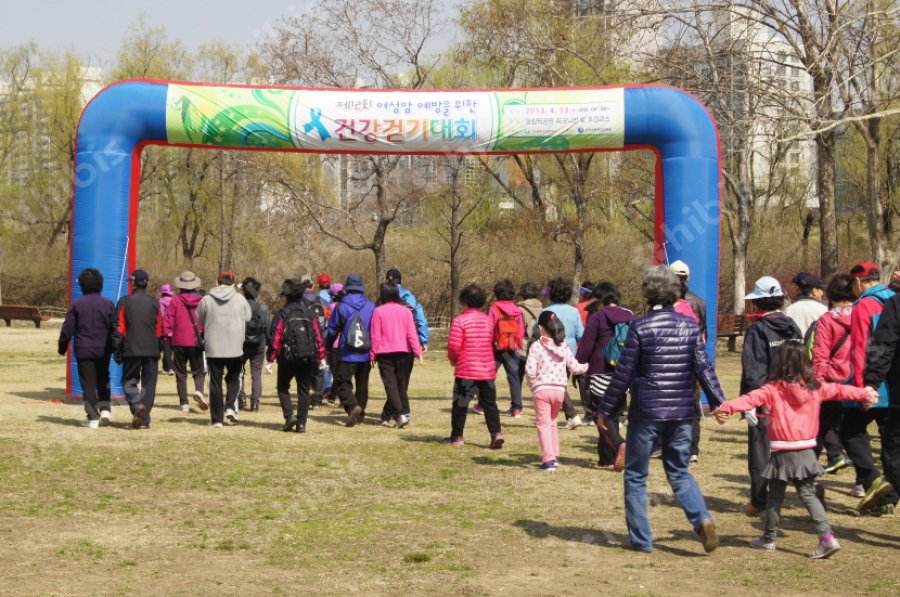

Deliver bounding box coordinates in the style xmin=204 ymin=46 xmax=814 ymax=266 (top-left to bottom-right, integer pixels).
xmin=112 ymin=289 xmax=161 ymax=358
xmin=596 ymin=306 xmax=726 ymax=421
xmin=740 ymin=311 xmax=802 ymax=394
xmin=864 ymin=293 xmax=900 ymax=407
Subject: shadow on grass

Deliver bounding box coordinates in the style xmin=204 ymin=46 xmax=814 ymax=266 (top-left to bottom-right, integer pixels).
xmin=512 ymin=519 xmax=730 ymax=557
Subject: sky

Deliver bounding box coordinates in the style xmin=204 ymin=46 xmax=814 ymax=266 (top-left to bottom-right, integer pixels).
xmin=1 ymin=0 xmax=459 ymax=70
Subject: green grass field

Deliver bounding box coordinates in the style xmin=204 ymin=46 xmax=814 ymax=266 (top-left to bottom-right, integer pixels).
xmin=1 ymin=325 xmax=898 ymax=596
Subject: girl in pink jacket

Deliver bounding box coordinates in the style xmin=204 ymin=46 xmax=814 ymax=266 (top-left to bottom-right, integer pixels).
xmin=444 ymin=284 xmax=503 ymax=449
xmin=525 ymin=311 xmax=589 ymax=472
xmin=714 ymin=342 xmax=876 ymax=559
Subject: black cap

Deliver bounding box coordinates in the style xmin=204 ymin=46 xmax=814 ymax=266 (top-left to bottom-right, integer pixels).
xmin=386 ymin=268 xmax=402 ymax=283
xmin=130 ymin=269 xmax=149 ymax=286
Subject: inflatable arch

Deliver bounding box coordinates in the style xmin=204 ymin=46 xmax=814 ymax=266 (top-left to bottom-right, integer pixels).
xmin=68 ymin=81 xmax=721 ymax=396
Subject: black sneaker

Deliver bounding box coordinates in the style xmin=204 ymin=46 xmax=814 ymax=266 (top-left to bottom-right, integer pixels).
xmin=296 ymin=423 xmax=306 ymax=433
xmin=282 ymin=415 xmax=297 ymax=432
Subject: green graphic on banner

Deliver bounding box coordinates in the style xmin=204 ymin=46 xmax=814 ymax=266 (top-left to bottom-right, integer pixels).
xmin=492 ymin=89 xmax=624 ymax=152
xmin=166 ymin=85 xmax=295 ymax=148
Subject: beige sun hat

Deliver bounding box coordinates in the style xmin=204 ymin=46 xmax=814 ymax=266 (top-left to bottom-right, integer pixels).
xmin=174 ymin=270 xmax=201 ymax=290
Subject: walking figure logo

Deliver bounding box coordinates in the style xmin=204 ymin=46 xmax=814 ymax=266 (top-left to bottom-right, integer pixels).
xmin=303 ymin=107 xmax=331 ymax=141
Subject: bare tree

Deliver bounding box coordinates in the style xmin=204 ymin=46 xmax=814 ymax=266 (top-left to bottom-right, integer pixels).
xmin=261 ymin=0 xmax=445 ymax=282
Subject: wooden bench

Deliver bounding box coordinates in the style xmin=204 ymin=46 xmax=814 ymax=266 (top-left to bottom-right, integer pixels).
xmin=716 ymin=314 xmax=748 ymax=352
xmin=0 ymin=304 xmax=52 ymax=328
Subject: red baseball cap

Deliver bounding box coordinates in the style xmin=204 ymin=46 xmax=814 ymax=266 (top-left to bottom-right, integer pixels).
xmin=849 ymin=262 xmax=879 ymax=279
xmin=317 ymin=273 xmax=332 ymax=286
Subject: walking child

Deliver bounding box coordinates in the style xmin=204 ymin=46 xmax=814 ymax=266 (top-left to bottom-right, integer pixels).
xmin=714 ymin=342 xmax=878 ymax=558
xmin=445 ymin=284 xmax=504 ymax=448
xmin=525 ymin=311 xmax=588 ymax=471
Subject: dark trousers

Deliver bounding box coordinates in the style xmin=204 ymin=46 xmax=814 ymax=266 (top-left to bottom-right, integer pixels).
xmin=311 ymin=368 xmax=325 ymax=404
xmin=690 ymin=401 xmax=702 ymax=457
xmin=748 ymin=416 xmax=770 ymax=510
xmin=379 ymin=352 xmax=414 ymax=420
xmin=160 ymin=338 xmax=173 ymax=372
xmin=841 ymin=408 xmax=900 ymax=505
xmin=206 ymin=357 xmax=242 ymax=424
xmin=450 ymin=378 xmax=501 ymax=439
xmin=334 ymin=360 xmax=371 ymax=413
xmin=122 ymin=356 xmax=159 ymax=426
xmin=173 ymin=345 xmax=206 ymax=405
xmin=494 ymin=350 xmax=522 ymax=411
xmin=76 ymin=357 xmax=111 ymax=420
xmin=277 ymin=359 xmax=316 ymax=426
xmin=816 ymin=401 xmax=846 ymax=462
xmin=561 ymin=390 xmax=578 ymax=419
xmin=597 ymin=411 xmax=625 ymax=466
xmin=576 ymin=375 xmax=592 ymax=417
xmin=238 ymin=350 xmax=264 ymax=409
xmin=882 ymin=408 xmax=900 ymax=506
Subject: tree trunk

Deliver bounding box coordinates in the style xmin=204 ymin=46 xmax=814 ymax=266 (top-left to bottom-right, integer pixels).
xmin=449 ymin=197 xmax=461 ymax=317
xmin=862 ymin=119 xmax=888 ymax=273
xmin=218 ymin=150 xmax=226 ymax=273
xmin=816 ymin=128 xmax=839 ymax=279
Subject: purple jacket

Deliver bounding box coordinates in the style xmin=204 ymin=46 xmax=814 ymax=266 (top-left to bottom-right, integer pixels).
xmin=58 ymin=292 xmax=116 ymax=360
xmin=575 ymin=305 xmax=634 ymax=375
xmin=596 ymin=306 xmax=725 ymax=421
xmin=326 ymin=291 xmax=376 ymax=363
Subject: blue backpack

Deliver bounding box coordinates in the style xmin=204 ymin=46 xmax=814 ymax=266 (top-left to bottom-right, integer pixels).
xmin=603 ymin=322 xmax=630 ymax=368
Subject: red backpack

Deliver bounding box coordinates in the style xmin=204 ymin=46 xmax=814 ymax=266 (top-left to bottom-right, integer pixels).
xmin=493 ymin=305 xmax=522 ymax=352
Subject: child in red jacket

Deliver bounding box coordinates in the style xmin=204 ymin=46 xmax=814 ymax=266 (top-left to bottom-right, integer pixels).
xmin=714 ymin=343 xmax=877 ymax=559
xmin=445 ymin=284 xmax=503 ymax=448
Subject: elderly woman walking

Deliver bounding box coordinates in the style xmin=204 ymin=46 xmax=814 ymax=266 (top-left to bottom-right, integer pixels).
xmin=595 ymin=265 xmax=726 ymax=554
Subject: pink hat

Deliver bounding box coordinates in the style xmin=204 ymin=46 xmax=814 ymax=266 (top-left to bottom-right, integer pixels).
xmin=328 ymin=283 xmax=344 ymax=296
xmin=160 ymin=283 xmax=174 ymax=297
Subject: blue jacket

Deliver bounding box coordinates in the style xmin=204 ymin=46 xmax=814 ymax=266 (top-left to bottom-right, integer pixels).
xmin=327 ymin=292 xmax=376 ymax=362
xmin=398 ymin=284 xmax=429 ymax=347
xmin=596 ymin=306 xmax=725 ymax=421
xmin=535 ymin=303 xmax=584 ymax=355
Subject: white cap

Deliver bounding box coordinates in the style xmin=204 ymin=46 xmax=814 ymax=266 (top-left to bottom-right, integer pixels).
xmin=744 ymin=276 xmax=784 ymax=300
xmin=670 ymin=260 xmax=690 ymax=277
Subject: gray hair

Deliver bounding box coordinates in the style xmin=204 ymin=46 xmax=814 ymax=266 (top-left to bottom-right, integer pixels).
xmin=641 ymin=265 xmax=681 ymax=307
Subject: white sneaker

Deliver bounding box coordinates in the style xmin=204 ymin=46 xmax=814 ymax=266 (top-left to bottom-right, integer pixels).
xmin=85 ymin=419 xmax=100 ymax=429
xmin=395 ymin=414 xmax=411 ymax=429
xmin=99 ymin=410 xmax=112 ymax=424
xmin=211 ymin=422 xmax=223 ymax=429
xmin=225 ymin=409 xmax=239 ymax=424
xmin=849 ymin=484 xmax=865 ymax=498
xmin=381 ymin=419 xmax=396 ymax=428
xmin=565 ymin=415 xmax=582 ymax=430
xmin=180 ymin=404 xmax=190 ymax=413
xmin=193 ymin=391 xmax=209 ymax=411
xmin=689 ymin=455 xmax=699 ymax=465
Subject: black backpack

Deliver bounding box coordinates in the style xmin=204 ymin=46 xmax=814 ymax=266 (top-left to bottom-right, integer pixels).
xmin=281 ymin=307 xmax=317 ymax=363
xmin=244 ymin=301 xmax=264 ymax=348
xmin=343 ymin=311 xmax=372 ymax=353
xmin=303 ymin=296 xmax=327 ymax=331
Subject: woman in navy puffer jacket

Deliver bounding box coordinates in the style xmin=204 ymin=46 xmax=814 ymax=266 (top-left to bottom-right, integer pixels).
xmin=595 ymin=265 xmax=726 ymax=554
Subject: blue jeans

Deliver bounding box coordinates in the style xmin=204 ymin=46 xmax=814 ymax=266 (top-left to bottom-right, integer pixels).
xmin=624 ymin=419 xmax=713 ymax=552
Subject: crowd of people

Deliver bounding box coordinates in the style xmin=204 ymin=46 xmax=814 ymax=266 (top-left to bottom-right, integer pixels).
xmin=57 ymin=259 xmax=900 ymax=558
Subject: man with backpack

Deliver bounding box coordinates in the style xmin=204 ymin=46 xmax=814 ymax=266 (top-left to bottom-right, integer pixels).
xmin=488 ymin=279 xmax=526 ymax=418
xmin=842 ymin=262 xmax=898 ymax=515
xmin=198 ymin=272 xmax=252 ymax=428
xmin=237 ymin=277 xmax=269 ymax=413
xmin=112 ymin=269 xmax=162 ymax=429
xmin=326 ymin=275 xmax=376 ymax=427
xmin=268 ymin=278 xmax=328 ymax=433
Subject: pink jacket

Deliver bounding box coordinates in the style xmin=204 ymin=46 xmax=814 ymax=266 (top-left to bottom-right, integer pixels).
xmin=716 ymin=381 xmax=872 ymax=451
xmin=811 ymin=306 xmax=852 ymax=383
xmin=163 ymin=292 xmax=204 ymax=348
xmin=447 ymin=308 xmax=496 ymax=380
xmin=370 ymin=302 xmax=422 ymax=358
xmin=525 ymin=336 xmax=588 ymax=394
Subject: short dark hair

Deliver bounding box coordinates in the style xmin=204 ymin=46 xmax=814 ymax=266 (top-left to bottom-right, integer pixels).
xmin=825 ymin=274 xmax=855 ymax=303
xmin=547 ymin=277 xmax=573 ymax=304
xmin=537 ymin=310 xmax=566 ymax=345
xmin=77 ymin=268 xmax=103 ymax=294
xmin=768 ymin=342 xmax=820 ymax=390
xmin=459 ymin=284 xmax=487 ymax=309
xmin=493 ymin=279 xmax=515 ymax=301
xmin=752 ymin=295 xmax=786 ymax=311
xmin=518 ymin=282 xmax=539 ymax=300
xmin=591 ymin=282 xmax=621 ymax=306
xmin=379 ymin=282 xmax=401 ymax=305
